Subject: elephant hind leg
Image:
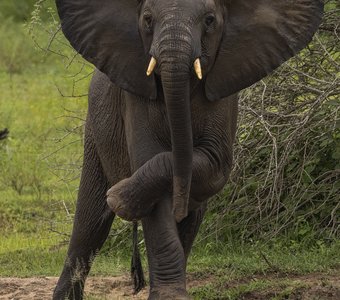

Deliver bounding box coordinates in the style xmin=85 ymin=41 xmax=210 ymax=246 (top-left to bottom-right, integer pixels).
xmin=53 ymin=132 xmax=114 ymax=300
xmin=131 ymin=221 xmax=146 ymax=294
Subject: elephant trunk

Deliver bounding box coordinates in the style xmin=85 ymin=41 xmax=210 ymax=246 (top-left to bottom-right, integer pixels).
xmin=158 ymin=28 xmax=194 ymax=223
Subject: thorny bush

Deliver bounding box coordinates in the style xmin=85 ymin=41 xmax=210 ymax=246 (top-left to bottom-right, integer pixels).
xmin=201 ymin=0 xmax=339 ymax=243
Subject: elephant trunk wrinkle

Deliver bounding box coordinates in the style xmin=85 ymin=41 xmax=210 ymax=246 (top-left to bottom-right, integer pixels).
xmin=160 ymin=56 xmax=193 ymax=223
xmin=157 ymin=26 xmax=193 ymax=67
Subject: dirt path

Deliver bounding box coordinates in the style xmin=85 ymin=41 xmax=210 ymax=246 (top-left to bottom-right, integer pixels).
xmin=0 ymin=273 xmax=339 ymax=299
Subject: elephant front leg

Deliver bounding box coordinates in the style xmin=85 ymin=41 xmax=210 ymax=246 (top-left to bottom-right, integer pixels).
xmin=142 ymin=194 xmax=189 ymax=300
xmin=106 ymin=152 xmax=172 ymax=221
xmin=106 ymin=148 xmax=229 ymax=221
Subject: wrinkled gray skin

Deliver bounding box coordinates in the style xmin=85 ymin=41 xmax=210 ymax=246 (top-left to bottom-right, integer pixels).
xmin=53 ymin=0 xmax=323 ymax=299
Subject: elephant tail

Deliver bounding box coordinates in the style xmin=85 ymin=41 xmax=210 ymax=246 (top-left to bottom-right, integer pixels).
xmin=131 ymin=221 xmax=146 ymax=294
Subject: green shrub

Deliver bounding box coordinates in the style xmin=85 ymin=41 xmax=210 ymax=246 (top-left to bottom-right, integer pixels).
xmin=0 ymin=138 xmax=45 ymax=197
xmin=199 ymin=1 xmax=340 ymax=243
xmin=0 ymin=0 xmax=54 ymax=22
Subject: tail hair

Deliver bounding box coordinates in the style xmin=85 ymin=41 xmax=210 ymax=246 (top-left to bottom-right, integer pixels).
xmin=131 ymin=221 xmax=146 ymax=294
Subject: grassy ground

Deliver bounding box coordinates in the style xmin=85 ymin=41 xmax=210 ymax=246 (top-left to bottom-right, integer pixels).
xmin=0 ymin=19 xmax=89 ymax=276
xmin=0 ymin=16 xmax=339 ymax=299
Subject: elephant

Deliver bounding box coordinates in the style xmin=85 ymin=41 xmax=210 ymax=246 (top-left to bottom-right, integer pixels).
xmin=53 ymin=0 xmax=323 ymax=299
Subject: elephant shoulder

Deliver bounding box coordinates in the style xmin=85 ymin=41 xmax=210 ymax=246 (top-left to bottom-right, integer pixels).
xmin=89 ymin=69 xmax=119 ymax=102
xmin=88 ymin=69 xmax=124 ymax=134
xmin=88 ymin=69 xmax=123 ymax=113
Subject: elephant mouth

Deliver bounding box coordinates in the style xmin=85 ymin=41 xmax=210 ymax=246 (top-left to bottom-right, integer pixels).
xmin=146 ymin=57 xmax=202 ymax=80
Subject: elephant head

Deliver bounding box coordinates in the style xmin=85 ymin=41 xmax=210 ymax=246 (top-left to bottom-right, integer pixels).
xmin=56 ymin=0 xmax=323 ymax=221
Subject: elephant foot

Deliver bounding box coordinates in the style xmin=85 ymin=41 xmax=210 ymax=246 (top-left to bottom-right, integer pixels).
xmin=106 ymin=177 xmax=157 ymax=221
xmin=148 ymin=287 xmax=191 ymax=300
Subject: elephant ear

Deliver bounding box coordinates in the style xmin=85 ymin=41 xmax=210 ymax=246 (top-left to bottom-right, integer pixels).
xmin=56 ymin=0 xmax=156 ymax=99
xmin=205 ymin=0 xmax=323 ymax=101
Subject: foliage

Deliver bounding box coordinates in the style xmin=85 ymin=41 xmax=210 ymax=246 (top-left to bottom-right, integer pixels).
xmin=0 ymin=6 xmax=88 ymax=276
xmin=0 ymin=0 xmax=53 ymax=22
xmin=200 ymin=0 xmax=340 ymax=243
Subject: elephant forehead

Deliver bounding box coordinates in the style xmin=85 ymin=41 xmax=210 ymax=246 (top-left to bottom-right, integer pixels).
xmin=144 ymin=0 xmax=214 ymax=14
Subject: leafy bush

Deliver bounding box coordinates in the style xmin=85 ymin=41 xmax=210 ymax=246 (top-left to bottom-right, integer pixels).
xmin=0 ymin=0 xmax=53 ymax=22
xmin=201 ymin=0 xmax=339 ymax=243
xmin=0 ymin=138 xmax=45 ymax=197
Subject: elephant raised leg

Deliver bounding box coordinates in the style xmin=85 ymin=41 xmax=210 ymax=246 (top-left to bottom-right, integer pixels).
xmin=107 ymin=148 xmax=229 ymax=222
xmin=53 ymin=129 xmax=114 ymax=300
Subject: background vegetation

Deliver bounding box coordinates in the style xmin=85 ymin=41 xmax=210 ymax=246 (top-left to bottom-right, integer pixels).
xmin=0 ymin=0 xmax=339 ymax=298
xmin=205 ymin=0 xmax=340 ymax=244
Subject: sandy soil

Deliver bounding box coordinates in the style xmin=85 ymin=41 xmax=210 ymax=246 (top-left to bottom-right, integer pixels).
xmin=0 ymin=273 xmax=339 ymax=299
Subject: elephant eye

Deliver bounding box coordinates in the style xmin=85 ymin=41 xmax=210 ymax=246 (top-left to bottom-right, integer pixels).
xmin=204 ymin=14 xmax=215 ymax=28
xmin=143 ymin=13 xmax=153 ymax=31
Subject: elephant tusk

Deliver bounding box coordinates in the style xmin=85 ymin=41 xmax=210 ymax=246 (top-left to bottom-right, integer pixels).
xmin=194 ymin=58 xmax=202 ymax=80
xmin=146 ymin=57 xmax=157 ymax=76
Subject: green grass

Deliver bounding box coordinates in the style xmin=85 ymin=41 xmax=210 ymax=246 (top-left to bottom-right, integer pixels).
xmin=188 ymin=241 xmax=340 ymax=299
xmin=189 ymin=240 xmax=340 ymax=275
xmin=190 ymin=278 xmax=309 ymax=300
xmin=0 ymin=18 xmax=90 ymax=276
